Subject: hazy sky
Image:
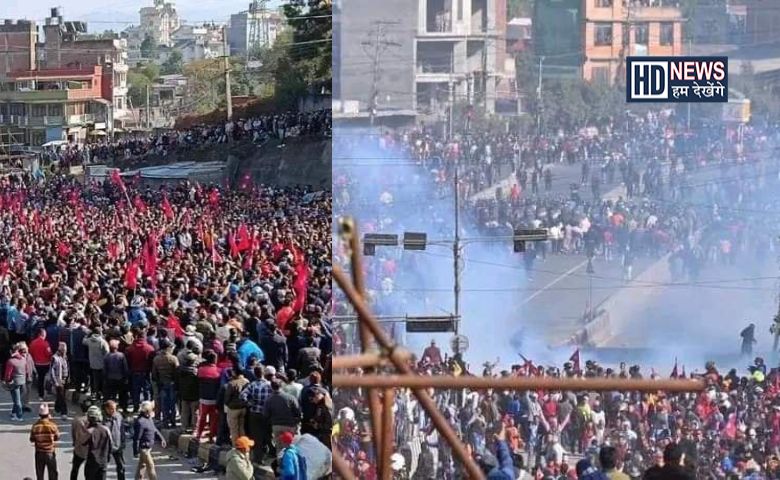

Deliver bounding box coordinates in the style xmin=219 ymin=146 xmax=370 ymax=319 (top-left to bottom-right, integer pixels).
xmin=5 ymin=0 xmax=284 ymax=32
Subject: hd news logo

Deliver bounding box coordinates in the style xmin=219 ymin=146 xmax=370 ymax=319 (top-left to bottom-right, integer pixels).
xmin=626 ymin=56 xmax=728 ymax=103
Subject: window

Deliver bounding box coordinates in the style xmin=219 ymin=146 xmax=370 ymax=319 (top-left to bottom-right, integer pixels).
xmin=594 ymin=23 xmax=613 ymax=46
xmin=32 ymin=105 xmax=47 ymax=117
xmin=660 ymin=22 xmax=674 ymax=46
xmin=9 ymin=104 xmax=24 ymax=116
xmin=48 ymin=104 xmax=63 ymax=117
xmin=596 ymin=0 xmax=612 ymax=6
xmin=634 ymin=23 xmax=649 ymax=44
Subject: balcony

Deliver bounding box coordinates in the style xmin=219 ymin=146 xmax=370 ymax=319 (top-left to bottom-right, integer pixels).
xmin=67 ymin=114 xmax=96 ymax=125
xmin=0 ymin=115 xmax=65 ymax=127
xmin=0 ymin=90 xmax=68 ymax=102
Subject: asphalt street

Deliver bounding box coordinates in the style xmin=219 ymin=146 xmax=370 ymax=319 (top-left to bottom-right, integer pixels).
xmin=0 ymin=389 xmax=220 ymax=480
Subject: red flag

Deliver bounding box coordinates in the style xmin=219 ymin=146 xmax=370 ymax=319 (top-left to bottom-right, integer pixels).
xmin=569 ymin=349 xmax=581 ymax=373
xmin=124 ymin=259 xmax=138 ymax=290
xmin=161 ymin=195 xmax=174 ymax=221
xmin=291 ymin=261 xmax=309 ymax=313
xmin=107 ymin=242 xmax=119 ymax=261
xmin=57 ymin=241 xmax=71 ymax=258
xmin=208 ymin=189 xmax=219 ymax=208
xmin=228 ymin=233 xmax=239 ymax=258
xmin=110 ymin=170 xmax=126 ymax=192
xmin=167 ymin=313 xmax=185 ymax=340
xmin=236 ymin=224 xmax=251 ymax=252
xmin=670 ymin=358 xmax=679 ymax=379
xmin=133 ymin=195 xmax=147 ymax=212
xmin=142 ymin=233 xmax=158 ymax=278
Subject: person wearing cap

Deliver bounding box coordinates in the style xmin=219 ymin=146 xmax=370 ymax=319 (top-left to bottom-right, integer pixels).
xmin=29 ymin=403 xmax=60 ymax=480
xmin=225 ymin=436 xmax=255 ymax=480
xmin=132 ymin=401 xmax=167 ymax=480
xmin=83 ymin=405 xmax=113 ymax=480
xmin=151 ymin=338 xmax=179 ymax=428
xmin=240 ymin=365 xmax=273 ymax=463
xmin=278 ymin=431 xmax=306 ymax=480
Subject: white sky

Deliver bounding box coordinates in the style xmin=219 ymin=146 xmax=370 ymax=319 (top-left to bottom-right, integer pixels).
xmin=4 ymin=0 xmax=284 ymax=32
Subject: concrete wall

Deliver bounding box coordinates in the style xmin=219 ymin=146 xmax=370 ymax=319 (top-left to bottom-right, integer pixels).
xmin=0 ymin=21 xmax=36 ymax=77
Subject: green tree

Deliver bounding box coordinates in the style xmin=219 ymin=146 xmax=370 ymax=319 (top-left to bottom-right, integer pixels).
xmin=161 ymin=50 xmax=184 ymax=75
xmin=141 ymin=64 xmax=160 ymax=82
xmin=128 ymin=71 xmax=152 ymax=108
xmin=281 ymin=0 xmax=332 ymax=88
xmin=140 ymin=34 xmax=158 ymax=59
xmin=183 ymin=58 xmax=226 ymax=114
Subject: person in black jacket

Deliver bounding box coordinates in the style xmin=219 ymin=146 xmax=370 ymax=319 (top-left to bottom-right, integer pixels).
xmin=643 ymin=443 xmax=694 ymax=480
xmin=83 ymin=406 xmax=113 ymax=480
xmin=258 ymin=318 xmax=287 ymax=372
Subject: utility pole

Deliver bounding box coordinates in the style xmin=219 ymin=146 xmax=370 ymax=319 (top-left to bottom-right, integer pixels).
xmin=448 ymin=55 xmax=454 ymax=139
xmin=145 ymin=84 xmax=150 ymax=130
xmin=223 ymin=25 xmax=233 ymax=123
xmin=536 ymin=56 xmax=544 ymax=135
xmin=362 ymin=21 xmax=400 ymax=127
xmin=453 ymin=158 xmax=462 ymax=333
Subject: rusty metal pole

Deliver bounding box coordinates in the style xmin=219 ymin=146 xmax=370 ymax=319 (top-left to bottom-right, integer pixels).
xmin=333 ymin=374 xmax=707 ymax=392
xmin=380 ymin=388 xmax=395 ymax=480
xmin=333 ymin=265 xmax=486 ymax=480
xmin=333 ymin=448 xmax=357 ymax=480
xmin=342 ymin=218 xmax=384 ymax=460
xmin=333 ymin=351 xmax=411 ymax=370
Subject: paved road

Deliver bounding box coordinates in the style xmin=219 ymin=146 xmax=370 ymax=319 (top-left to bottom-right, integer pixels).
xmin=0 ymin=389 xmax=219 ymax=480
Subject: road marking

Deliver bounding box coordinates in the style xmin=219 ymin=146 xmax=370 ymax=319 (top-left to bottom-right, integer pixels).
xmin=521 ymin=259 xmax=588 ymax=305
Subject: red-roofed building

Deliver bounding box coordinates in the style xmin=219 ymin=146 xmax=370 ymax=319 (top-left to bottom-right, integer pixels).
xmin=0 ymin=65 xmax=112 ymax=145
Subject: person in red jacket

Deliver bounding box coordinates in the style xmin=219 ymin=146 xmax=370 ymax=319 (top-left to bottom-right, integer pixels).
xmin=29 ymin=329 xmax=52 ymax=400
xmin=125 ymin=328 xmax=155 ymax=414
xmin=195 ymin=350 xmax=222 ymax=443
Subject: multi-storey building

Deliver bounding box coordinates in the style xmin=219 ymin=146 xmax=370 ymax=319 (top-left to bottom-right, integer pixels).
xmin=0 ymin=8 xmax=131 ymax=143
xmin=535 ymin=0 xmax=684 ymax=84
xmin=139 ymin=0 xmax=180 ymax=47
xmin=170 ymin=24 xmax=226 ymax=62
xmin=336 ymin=0 xmax=509 ymax=121
xmin=415 ymin=0 xmax=507 ymax=114
xmin=228 ymin=6 xmax=282 ymax=58
xmin=0 ymin=66 xmax=112 ymax=145
xmin=0 ymin=20 xmax=37 ymax=77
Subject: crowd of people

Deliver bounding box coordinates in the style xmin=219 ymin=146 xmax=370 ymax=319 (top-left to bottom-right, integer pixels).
xmin=41 ymin=109 xmax=332 ymax=170
xmin=0 ymin=172 xmax=333 ymax=480
xmin=337 ymin=348 xmax=780 ymax=480
xmin=333 ymin=109 xmax=780 ymax=479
